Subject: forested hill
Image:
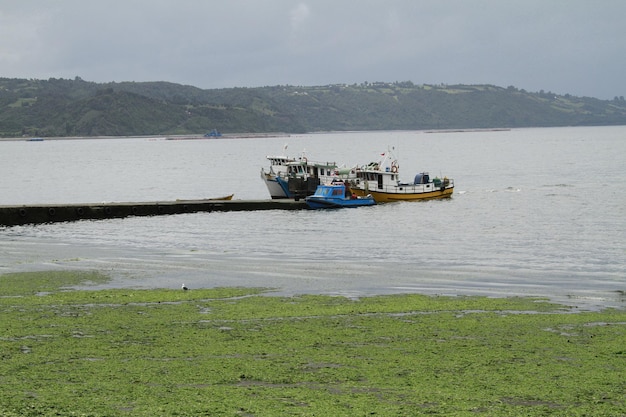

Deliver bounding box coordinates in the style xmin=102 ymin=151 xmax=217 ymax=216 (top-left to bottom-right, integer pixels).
xmin=1 ymin=77 xmax=625 ymax=137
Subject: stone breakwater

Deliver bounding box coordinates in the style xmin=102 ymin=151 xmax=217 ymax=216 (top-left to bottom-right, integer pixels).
xmin=0 ymin=198 xmax=306 ymax=226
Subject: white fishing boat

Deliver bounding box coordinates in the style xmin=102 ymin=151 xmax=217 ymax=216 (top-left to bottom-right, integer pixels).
xmin=260 ymin=145 xmax=296 ymax=199
xmin=349 ymin=147 xmax=454 ymax=202
xmin=260 ymin=146 xmax=355 ymax=199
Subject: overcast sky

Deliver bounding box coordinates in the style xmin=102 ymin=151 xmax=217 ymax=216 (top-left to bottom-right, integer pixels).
xmin=1 ymin=1 xmax=624 ymax=99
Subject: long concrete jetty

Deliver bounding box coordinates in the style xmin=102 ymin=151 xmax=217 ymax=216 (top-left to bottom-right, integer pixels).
xmin=0 ymin=198 xmax=307 ymax=227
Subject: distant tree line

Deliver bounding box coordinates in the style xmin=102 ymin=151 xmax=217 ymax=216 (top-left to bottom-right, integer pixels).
xmin=1 ymin=77 xmax=625 ymax=137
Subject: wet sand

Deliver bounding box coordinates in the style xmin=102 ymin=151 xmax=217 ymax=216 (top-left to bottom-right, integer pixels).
xmin=2 ymin=237 xmax=623 ymax=311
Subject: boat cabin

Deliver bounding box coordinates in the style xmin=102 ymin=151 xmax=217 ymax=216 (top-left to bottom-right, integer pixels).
xmin=312 ymin=182 xmax=352 ymax=199
xmin=287 ymin=160 xmax=338 ymax=179
xmin=265 ymin=155 xmax=296 ymax=176
xmin=355 ymin=169 xmax=398 ymax=190
xmin=267 ymin=157 xmax=291 ymax=166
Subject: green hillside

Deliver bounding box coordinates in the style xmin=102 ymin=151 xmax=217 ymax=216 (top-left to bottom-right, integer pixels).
xmin=1 ymin=77 xmax=625 ymax=137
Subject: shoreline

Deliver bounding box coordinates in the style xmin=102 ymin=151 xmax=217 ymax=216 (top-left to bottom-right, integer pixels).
xmin=1 ymin=230 xmax=623 ymax=312
xmin=3 ymin=218 xmax=622 ymax=310
xmin=3 ymin=262 xmax=623 ymax=312
xmin=0 ymin=132 xmax=291 ymax=142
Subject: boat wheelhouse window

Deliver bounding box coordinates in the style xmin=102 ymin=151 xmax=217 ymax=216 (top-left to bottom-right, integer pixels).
xmin=414 ymin=173 xmax=430 ymax=184
xmin=289 ymin=165 xmax=304 ymax=175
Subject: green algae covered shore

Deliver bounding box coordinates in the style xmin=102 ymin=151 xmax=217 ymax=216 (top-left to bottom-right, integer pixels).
xmin=1 ymin=271 xmax=624 ymax=416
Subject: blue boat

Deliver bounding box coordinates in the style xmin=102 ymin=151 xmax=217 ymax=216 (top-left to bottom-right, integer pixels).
xmin=204 ymin=129 xmax=222 ymax=137
xmin=305 ymin=181 xmax=376 ymax=209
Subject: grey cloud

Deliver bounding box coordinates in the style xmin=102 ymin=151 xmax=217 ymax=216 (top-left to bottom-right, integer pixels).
xmin=1 ymin=0 xmax=624 ymax=99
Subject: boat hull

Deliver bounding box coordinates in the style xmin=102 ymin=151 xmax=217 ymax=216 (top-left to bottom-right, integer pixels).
xmin=305 ymin=196 xmax=375 ymax=209
xmin=350 ymin=186 xmax=453 ymax=202
xmin=206 ymin=194 xmax=234 ymax=201
xmin=261 ymin=169 xmax=290 ymax=199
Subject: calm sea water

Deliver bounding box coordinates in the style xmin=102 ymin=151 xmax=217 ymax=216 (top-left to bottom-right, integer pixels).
xmin=1 ymin=127 xmax=625 ymax=309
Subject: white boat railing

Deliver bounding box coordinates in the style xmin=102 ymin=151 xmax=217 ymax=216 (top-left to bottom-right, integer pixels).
xmin=358 ymin=179 xmax=453 ymax=194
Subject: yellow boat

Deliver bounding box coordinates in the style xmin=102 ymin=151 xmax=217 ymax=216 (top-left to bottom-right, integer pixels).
xmin=209 ymin=194 xmax=234 ymax=201
xmin=349 ymin=148 xmax=454 ymax=203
